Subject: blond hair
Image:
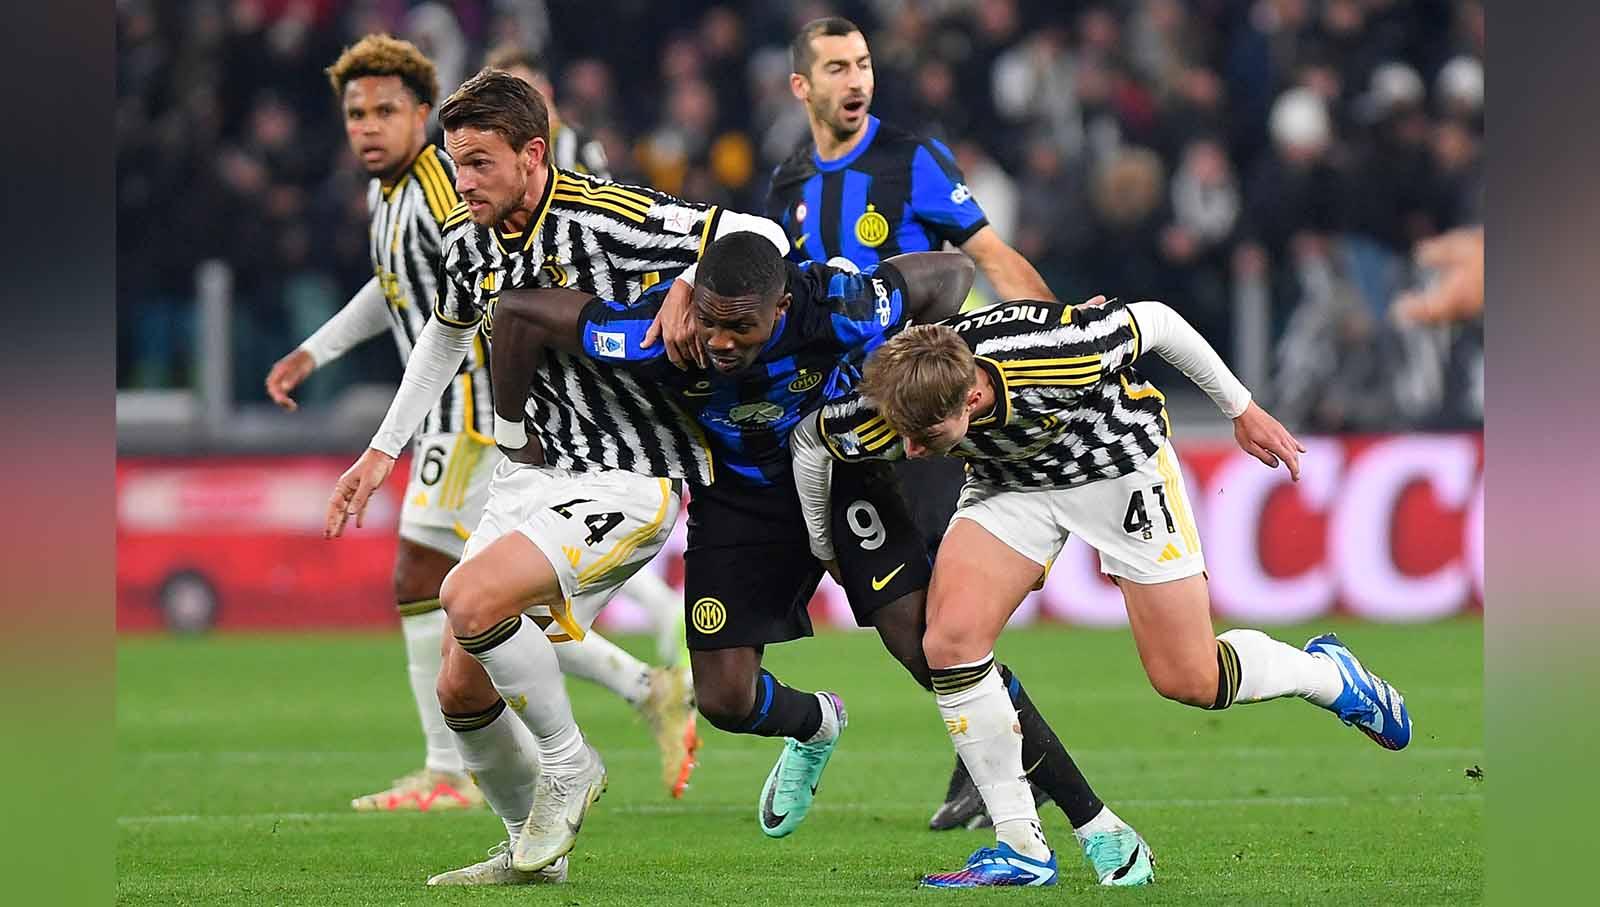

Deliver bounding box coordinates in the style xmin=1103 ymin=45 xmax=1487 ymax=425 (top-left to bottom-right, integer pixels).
xmin=326 ymin=34 xmax=438 ymax=107
xmin=858 ymin=324 xmax=975 ymax=437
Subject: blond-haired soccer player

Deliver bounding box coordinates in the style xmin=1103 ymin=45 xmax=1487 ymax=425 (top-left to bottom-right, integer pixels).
xmin=266 ymin=36 xmax=696 ymax=832
xmin=791 ymin=297 xmax=1413 ymax=887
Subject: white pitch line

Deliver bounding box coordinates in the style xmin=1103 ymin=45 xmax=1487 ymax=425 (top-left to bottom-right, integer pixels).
xmin=118 ymin=792 xmax=1483 ymax=827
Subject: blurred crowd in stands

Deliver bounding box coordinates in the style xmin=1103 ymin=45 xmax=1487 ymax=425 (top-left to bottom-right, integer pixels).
xmin=117 ymin=0 xmax=1484 ymax=431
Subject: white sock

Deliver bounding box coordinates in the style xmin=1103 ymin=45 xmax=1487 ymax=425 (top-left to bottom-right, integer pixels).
xmin=449 ymin=702 xmax=538 ymax=842
xmin=935 ymin=658 xmax=1050 ymax=861
xmin=553 ymin=629 xmax=652 ymax=706
xmin=1219 ymin=628 xmax=1344 ymax=707
xmin=399 ymin=607 xmax=462 ymax=773
xmin=1073 ymin=804 xmax=1127 ymax=837
xmin=620 ymin=570 xmax=684 ymax=665
xmin=802 ymin=692 xmax=844 ymax=744
xmin=460 ymin=615 xmax=587 ymax=773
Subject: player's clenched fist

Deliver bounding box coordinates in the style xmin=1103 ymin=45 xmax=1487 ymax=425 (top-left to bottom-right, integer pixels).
xmin=326 ymin=448 xmax=396 ymax=539
xmin=1232 ymin=401 xmax=1306 ymax=481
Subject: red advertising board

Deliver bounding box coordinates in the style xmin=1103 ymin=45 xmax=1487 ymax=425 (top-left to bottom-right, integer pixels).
xmin=116 ymin=434 xmax=1483 ymax=633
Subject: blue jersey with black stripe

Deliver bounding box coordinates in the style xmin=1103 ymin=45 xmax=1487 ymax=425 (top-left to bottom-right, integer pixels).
xmin=765 ymin=116 xmax=988 ymax=269
xmin=576 ymin=260 xmax=909 ymax=486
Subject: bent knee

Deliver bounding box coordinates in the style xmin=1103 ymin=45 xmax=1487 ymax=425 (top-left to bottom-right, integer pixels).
xmin=439 ymin=566 xmax=515 ymax=637
xmin=1148 ymin=668 xmax=1217 ymax=708
xmin=436 ymin=664 xmax=499 ymax=715
xmin=694 ymin=681 xmax=757 ymax=732
xmin=922 ymin=623 xmax=986 ymax=670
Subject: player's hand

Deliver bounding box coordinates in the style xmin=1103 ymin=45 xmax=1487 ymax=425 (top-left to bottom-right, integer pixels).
xmin=265 ymin=349 xmax=315 ymax=411
xmin=1393 ymin=226 xmax=1484 ymax=324
xmin=1232 ymin=401 xmax=1306 ymax=481
xmin=498 ymin=430 xmax=544 ymax=466
xmin=326 ymin=448 xmax=396 ymax=539
xmin=1077 ymin=294 xmax=1110 ymax=308
xmin=642 ymin=277 xmax=705 ymax=370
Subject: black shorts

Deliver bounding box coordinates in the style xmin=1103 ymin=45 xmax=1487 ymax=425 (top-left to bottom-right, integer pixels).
xmin=682 ymin=462 xmax=931 ymax=650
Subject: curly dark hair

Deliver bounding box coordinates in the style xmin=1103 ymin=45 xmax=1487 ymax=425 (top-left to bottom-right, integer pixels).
xmin=325 ymin=34 xmax=438 ymax=107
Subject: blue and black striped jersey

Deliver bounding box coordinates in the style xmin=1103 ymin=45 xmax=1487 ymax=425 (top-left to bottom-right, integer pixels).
xmin=574 ymin=260 xmax=910 ymax=486
xmin=765 ymin=116 xmax=988 ymax=269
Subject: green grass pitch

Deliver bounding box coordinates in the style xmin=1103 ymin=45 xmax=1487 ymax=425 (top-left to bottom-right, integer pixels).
xmin=117 ymin=620 xmax=1482 ymax=905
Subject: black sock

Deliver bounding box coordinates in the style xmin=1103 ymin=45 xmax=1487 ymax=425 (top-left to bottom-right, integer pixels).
xmin=998 ymin=663 xmax=1105 ymax=829
xmin=737 ymin=670 xmax=823 ymax=740
xmin=944 ymin=752 xmax=972 ymax=800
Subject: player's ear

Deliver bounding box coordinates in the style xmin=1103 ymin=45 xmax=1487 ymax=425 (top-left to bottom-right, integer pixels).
xmin=789 ymin=72 xmax=809 ymax=102
xmin=775 ymin=292 xmax=792 ymax=316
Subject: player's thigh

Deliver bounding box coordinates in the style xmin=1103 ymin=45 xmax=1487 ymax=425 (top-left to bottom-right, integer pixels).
xmin=682 ymin=481 xmax=823 ymax=652
xmin=829 ymin=461 xmax=933 ymax=626
xmin=925 ymin=492 xmax=1062 ymax=668
xmin=1050 ymin=443 xmax=1214 ymax=685
xmin=515 ymin=469 xmax=682 ymax=646
xmin=1116 ymin=573 xmax=1218 ymax=695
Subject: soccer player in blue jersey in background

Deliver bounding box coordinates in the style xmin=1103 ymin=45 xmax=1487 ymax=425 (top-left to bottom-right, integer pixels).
xmin=766 ymin=15 xmax=1057 ymax=832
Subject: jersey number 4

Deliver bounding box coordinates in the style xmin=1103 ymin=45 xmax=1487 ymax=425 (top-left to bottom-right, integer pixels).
xmin=1122 ymin=487 xmax=1176 ymax=540
xmin=549 ymin=498 xmax=625 ymax=546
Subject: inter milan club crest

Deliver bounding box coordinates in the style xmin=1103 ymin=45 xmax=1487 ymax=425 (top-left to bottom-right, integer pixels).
xmin=794 ymin=201 xmax=807 ymax=223
xmin=854 ymin=204 xmax=889 ymax=247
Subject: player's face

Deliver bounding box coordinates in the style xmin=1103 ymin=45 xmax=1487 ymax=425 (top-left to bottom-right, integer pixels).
xmin=694 ymin=287 xmax=791 ymax=375
xmin=342 ymin=76 xmax=429 ymax=180
xmin=446 ymin=126 xmax=545 ymax=226
xmin=902 ymin=409 xmax=971 ymax=459
xmin=798 ymin=32 xmax=874 ymax=139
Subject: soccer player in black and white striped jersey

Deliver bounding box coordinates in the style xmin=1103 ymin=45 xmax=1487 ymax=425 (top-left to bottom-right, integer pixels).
xmin=264 ymin=37 xmax=694 ymax=834
xmin=324 ymin=69 xmax=794 ymax=884
xmin=791 ymin=297 xmax=1415 ymax=887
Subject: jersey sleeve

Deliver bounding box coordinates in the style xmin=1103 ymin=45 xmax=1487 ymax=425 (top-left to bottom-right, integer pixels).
xmin=434 ymin=229 xmax=486 ymax=328
xmin=908 ymin=139 xmax=989 ymax=247
xmin=815 ymin=392 xmax=906 ymax=463
xmin=574 ymin=287 xmax=675 ymax=380
xmin=812 ymin=260 xmax=910 ymax=354
xmin=975 ymin=299 xmax=1143 ymax=392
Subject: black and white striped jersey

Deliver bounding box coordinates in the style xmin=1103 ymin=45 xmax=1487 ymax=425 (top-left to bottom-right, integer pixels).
xmin=817 ymin=298 xmax=1171 ymax=490
xmin=436 ymin=166 xmax=724 ymax=483
xmin=366 ymin=143 xmax=492 ymax=439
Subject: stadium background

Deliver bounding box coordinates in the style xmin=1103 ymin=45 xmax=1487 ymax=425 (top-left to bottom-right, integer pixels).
xmin=115 ymin=0 xmax=1484 ymax=634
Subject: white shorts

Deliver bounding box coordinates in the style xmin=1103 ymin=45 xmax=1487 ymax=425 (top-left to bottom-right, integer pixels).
xmin=461 ymin=459 xmax=681 ymax=642
xmin=397 ymin=432 xmax=501 ymax=559
xmin=951 ymin=440 xmax=1205 ymax=585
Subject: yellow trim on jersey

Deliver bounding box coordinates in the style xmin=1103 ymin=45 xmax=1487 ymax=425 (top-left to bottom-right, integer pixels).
xmin=1156 ymin=446 xmax=1201 ymax=554
xmin=557 ymin=173 xmax=656 ymax=210
xmin=548 ymin=599 xmax=585 ymax=642
xmin=1126 ymin=306 xmax=1142 ymax=359
xmin=552 ymin=192 xmax=648 ymax=223
xmin=452 ymin=521 xmax=473 ymax=540
xmin=435 ymin=434 xmax=468 ymax=511
xmin=819 ymin=414 xmax=850 ymax=460
xmin=443 ymin=200 xmax=473 ymax=231
xmin=551 ymin=181 xmax=654 ymax=214
xmin=576 ymin=478 xmax=673 ymax=586
xmin=697 ymin=206 xmax=721 ymax=257
xmin=432 ymin=302 xmax=482 ymax=329
xmin=460 ymin=371 xmax=494 ymax=445
xmin=1059 ymin=306 xmax=1074 ymax=325
xmin=1119 ymin=373 xmax=1171 ymax=436
xmin=414 ymin=148 xmax=460 ymax=225
xmin=1002 ymin=355 xmax=1101 ymax=369
xmin=641 ymin=271 xmax=661 ymax=291
xmin=412 ymin=157 xmax=447 ymax=224
xmin=494 ymin=166 xmax=562 ymax=253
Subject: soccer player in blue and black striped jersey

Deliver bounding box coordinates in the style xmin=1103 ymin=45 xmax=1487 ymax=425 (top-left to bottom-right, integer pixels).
xmin=766 ymin=15 xmax=1060 ymax=833
xmin=488 ymin=235 xmax=1147 ymax=885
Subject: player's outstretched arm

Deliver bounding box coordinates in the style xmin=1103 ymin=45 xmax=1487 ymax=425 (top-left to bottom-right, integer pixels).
xmin=881 ymin=252 xmax=976 ymax=323
xmin=1126 ymin=300 xmax=1306 ymax=480
xmin=489 ymin=287 xmax=597 ymax=460
xmin=267 ymin=277 xmax=391 ymax=411
xmin=959 ymin=226 xmax=1056 ymax=302
xmin=325 ymin=316 xmax=475 ymax=538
